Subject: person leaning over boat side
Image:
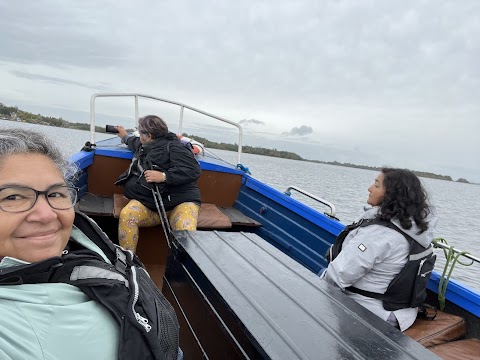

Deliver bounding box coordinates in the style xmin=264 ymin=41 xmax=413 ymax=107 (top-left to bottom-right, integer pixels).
xmin=0 ymin=128 xmax=181 ymax=360
xmin=114 ymin=115 xmax=202 ymax=253
xmin=320 ymin=168 xmax=438 ymax=331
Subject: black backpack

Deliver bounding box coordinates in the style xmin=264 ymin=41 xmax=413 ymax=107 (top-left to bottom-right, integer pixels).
xmin=0 ymin=211 xmax=179 ymax=360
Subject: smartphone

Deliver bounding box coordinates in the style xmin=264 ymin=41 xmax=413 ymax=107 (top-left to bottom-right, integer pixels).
xmin=105 ymin=125 xmax=119 ymax=134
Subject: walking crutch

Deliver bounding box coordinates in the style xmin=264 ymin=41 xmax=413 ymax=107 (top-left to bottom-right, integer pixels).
xmin=143 ymin=161 xmax=172 ymax=248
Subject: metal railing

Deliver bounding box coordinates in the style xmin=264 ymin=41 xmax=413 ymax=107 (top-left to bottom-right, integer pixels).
xmin=433 ymin=239 xmax=480 ymax=264
xmin=284 ymin=185 xmax=337 ymax=218
xmin=89 ymin=93 xmax=244 ymax=164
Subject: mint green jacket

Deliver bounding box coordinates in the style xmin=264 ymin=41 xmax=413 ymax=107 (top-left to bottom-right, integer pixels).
xmin=0 ymin=226 xmax=120 ymax=360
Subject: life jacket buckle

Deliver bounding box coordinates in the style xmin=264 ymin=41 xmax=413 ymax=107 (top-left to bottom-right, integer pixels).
xmin=418 ymin=304 xmax=437 ymax=320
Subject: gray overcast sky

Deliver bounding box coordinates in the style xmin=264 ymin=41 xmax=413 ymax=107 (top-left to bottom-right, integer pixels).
xmin=0 ymin=0 xmax=479 ymax=182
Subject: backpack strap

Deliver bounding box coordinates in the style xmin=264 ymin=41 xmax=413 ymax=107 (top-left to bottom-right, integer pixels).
xmin=325 ymin=217 xmax=391 ymax=263
xmin=0 ymin=257 xmax=63 ymax=284
xmin=325 ymin=218 xmax=365 ymax=262
xmin=347 ymin=286 xmax=389 ymax=300
xmin=114 ymin=247 xmax=128 ymax=276
xmin=73 ymin=211 xmax=117 ymax=264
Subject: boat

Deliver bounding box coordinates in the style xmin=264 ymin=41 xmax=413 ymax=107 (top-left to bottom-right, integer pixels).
xmin=71 ymin=93 xmax=480 ymax=359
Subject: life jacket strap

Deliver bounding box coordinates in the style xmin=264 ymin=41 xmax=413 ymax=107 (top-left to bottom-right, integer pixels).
xmin=346 ymin=286 xmax=388 ymax=301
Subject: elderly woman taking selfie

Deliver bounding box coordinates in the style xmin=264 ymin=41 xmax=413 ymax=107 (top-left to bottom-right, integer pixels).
xmin=0 ymin=128 xmax=180 ymax=360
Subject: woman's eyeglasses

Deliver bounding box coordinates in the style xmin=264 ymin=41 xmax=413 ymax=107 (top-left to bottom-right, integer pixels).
xmin=0 ymin=185 xmax=78 ymax=213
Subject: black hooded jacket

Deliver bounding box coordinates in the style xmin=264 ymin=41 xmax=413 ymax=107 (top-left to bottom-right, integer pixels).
xmin=115 ymin=132 xmax=201 ymax=211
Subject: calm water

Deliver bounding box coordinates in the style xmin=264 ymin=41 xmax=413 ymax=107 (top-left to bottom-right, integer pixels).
xmin=208 ymin=149 xmax=480 ymax=293
xmin=2 ymin=121 xmax=479 ymax=292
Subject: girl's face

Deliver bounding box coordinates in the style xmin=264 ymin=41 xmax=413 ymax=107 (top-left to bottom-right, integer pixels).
xmin=367 ymin=172 xmax=386 ymax=207
xmin=0 ymin=153 xmax=74 ymax=263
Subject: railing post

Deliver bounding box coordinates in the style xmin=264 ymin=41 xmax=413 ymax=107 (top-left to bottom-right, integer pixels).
xmin=179 ymin=106 xmax=184 ymax=135
xmin=134 ymin=95 xmax=139 ymax=126
xmin=89 ymin=95 xmax=96 ymax=145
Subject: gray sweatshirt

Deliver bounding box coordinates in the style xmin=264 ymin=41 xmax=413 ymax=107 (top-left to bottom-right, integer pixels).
xmin=322 ymin=206 xmax=438 ymax=331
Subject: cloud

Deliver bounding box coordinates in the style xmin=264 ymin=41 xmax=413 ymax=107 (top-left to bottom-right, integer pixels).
xmin=0 ymin=0 xmax=479 ymax=181
xmin=1 ymin=1 xmax=478 ymax=108
xmin=0 ymin=1 xmax=129 ymax=68
xmin=239 ymin=118 xmax=265 ymax=127
xmin=282 ymin=125 xmax=313 ymax=136
xmin=10 ymin=70 xmax=108 ymax=90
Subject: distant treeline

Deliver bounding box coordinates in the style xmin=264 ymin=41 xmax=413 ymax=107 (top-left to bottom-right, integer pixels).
xmin=181 ymin=134 xmax=303 ymax=160
xmin=0 ymin=103 xmax=105 ymax=133
xmin=183 ymin=134 xmax=470 ymax=183
xmin=306 ymin=160 xmax=469 ymax=183
xmin=0 ymin=102 xmax=472 ymax=184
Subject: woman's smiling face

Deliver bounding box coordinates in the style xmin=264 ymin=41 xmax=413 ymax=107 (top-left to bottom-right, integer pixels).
xmin=0 ymin=153 xmax=74 ymax=263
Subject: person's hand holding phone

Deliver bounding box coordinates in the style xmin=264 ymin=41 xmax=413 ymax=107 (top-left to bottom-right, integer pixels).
xmin=105 ymin=125 xmax=119 ymax=134
xmin=111 ymin=125 xmax=128 ymax=138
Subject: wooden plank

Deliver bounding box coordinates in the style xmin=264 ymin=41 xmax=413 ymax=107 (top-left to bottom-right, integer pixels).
xmin=197 ymin=170 xmax=243 ymax=207
xmin=218 ymin=206 xmax=261 ymax=227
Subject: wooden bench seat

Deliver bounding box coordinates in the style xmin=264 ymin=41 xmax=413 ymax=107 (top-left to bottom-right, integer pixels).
xmin=76 ymin=193 xmax=261 ymax=230
xmin=429 ymin=338 xmax=480 ymax=360
xmin=196 ymin=203 xmax=232 ymax=229
xmin=404 ymin=311 xmax=466 ymax=348
xmin=217 ymin=206 xmax=261 ymax=227
xmin=112 ymin=194 xmax=232 ymax=229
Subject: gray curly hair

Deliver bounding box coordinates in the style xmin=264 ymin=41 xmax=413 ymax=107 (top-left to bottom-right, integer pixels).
xmin=0 ymin=128 xmax=78 ymax=185
xmin=138 ymin=115 xmax=169 ymax=139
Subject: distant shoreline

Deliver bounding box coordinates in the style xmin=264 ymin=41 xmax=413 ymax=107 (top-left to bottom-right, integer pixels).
xmin=180 ymin=133 xmax=474 ymax=184
xmin=0 ymin=102 xmax=474 ymax=184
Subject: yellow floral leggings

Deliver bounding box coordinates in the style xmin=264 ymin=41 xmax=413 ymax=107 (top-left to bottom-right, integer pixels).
xmin=118 ymin=199 xmax=200 ymax=253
